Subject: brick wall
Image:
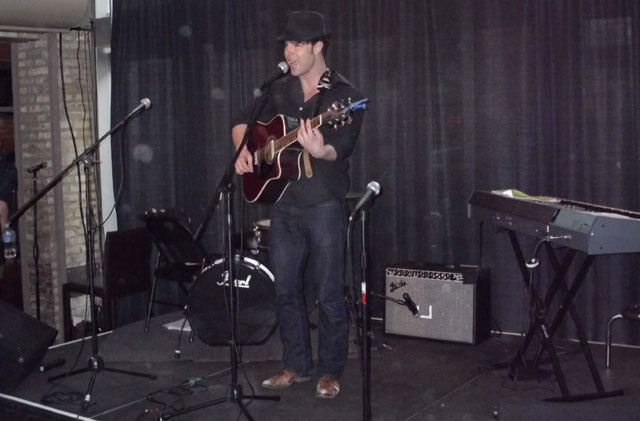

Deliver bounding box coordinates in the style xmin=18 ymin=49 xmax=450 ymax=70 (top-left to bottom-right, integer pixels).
xmin=57 ymin=31 xmax=96 ymax=272
xmin=14 ymin=31 xmax=98 ymax=338
xmin=15 ymin=35 xmax=56 ymax=330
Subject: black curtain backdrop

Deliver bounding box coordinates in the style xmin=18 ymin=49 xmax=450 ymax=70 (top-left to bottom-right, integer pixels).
xmin=111 ymin=0 xmax=640 ymax=343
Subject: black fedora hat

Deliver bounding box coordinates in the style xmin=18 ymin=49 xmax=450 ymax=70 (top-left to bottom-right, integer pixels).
xmin=277 ymin=11 xmax=332 ymax=42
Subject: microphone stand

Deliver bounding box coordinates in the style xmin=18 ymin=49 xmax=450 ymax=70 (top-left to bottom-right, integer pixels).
xmin=358 ymin=208 xmax=372 ymax=421
xmin=30 ymin=165 xmax=43 ymax=320
xmin=163 ymin=83 xmax=280 ymax=421
xmin=29 ymin=107 xmax=158 ymax=409
xmin=351 ymin=201 xmax=415 ymax=421
xmin=347 ymin=193 xmax=375 ymax=421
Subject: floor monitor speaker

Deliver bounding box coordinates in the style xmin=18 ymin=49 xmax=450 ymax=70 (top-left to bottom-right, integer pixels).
xmin=0 ymin=299 xmax=58 ymax=393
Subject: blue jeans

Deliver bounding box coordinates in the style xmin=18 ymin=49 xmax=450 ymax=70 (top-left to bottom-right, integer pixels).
xmin=269 ymin=200 xmax=349 ymax=379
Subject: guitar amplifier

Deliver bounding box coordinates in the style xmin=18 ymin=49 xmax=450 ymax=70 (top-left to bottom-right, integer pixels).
xmin=384 ymin=262 xmax=490 ymax=344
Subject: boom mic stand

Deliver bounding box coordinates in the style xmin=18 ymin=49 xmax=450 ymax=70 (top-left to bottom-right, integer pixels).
xmin=40 ymin=102 xmax=157 ymax=409
xmin=162 ymin=82 xmax=280 ymax=421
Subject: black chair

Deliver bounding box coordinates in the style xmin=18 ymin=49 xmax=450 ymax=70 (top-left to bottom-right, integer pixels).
xmin=139 ymin=209 xmax=209 ymax=332
xmin=606 ymin=304 xmax=640 ymax=367
xmin=62 ymin=227 xmax=152 ymax=341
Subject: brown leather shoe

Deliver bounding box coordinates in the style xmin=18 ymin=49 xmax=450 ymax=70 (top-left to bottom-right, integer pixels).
xmin=315 ymin=376 xmax=340 ymax=399
xmin=262 ymin=369 xmax=312 ymax=389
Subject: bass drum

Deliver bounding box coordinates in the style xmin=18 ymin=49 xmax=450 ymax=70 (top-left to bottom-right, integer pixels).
xmin=187 ymin=255 xmax=277 ymax=346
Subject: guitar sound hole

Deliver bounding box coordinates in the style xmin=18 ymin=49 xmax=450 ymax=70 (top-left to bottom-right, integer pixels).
xmin=265 ymin=139 xmax=275 ymax=165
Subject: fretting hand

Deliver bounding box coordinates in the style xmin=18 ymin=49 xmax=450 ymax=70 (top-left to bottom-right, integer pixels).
xmin=297 ymin=118 xmax=335 ymax=160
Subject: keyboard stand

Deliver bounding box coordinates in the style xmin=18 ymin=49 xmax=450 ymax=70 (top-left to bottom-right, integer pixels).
xmin=504 ymin=229 xmax=623 ymax=402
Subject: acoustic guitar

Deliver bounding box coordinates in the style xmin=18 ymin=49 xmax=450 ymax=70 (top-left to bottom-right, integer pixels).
xmin=242 ymin=98 xmax=368 ymax=203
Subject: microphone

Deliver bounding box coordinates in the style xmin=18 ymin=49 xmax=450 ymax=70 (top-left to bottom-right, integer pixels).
xmin=27 ymin=161 xmax=47 ymax=174
xmin=39 ymin=358 xmax=65 ymax=372
xmin=402 ymin=293 xmax=420 ymax=318
xmin=260 ymin=62 xmax=290 ymax=89
xmin=349 ymin=181 xmax=381 ymax=220
xmin=124 ymin=98 xmax=152 ymax=120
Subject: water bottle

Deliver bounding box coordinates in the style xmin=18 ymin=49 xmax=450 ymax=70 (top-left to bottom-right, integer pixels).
xmin=2 ymin=227 xmax=17 ymax=260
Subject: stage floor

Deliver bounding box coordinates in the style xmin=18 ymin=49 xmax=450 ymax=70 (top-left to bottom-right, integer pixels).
xmin=4 ymin=313 xmax=640 ymax=420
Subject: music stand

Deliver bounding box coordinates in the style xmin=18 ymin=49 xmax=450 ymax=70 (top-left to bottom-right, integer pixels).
xmin=139 ymin=209 xmax=209 ymax=333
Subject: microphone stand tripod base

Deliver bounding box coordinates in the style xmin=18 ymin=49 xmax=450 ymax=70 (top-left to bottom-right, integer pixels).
xmin=47 ymin=353 xmax=157 ymax=411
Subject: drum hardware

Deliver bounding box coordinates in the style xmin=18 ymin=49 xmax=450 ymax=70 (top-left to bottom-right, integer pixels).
xmin=252 ymin=219 xmax=270 ymax=251
xmin=230 ymin=219 xmax=269 ymax=256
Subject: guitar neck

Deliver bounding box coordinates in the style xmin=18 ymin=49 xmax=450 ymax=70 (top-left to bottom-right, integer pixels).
xmin=274 ymin=112 xmax=326 ymax=153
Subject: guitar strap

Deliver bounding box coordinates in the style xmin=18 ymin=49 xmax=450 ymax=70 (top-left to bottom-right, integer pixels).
xmin=303 ymin=149 xmax=314 ymax=178
xmin=303 ymin=68 xmax=333 ymax=178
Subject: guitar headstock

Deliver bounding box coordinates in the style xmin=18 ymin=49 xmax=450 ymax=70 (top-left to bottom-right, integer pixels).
xmin=324 ymin=98 xmax=369 ymax=129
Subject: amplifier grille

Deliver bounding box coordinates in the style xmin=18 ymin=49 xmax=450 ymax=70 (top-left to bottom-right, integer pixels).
xmin=384 ymin=262 xmax=490 ymax=344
